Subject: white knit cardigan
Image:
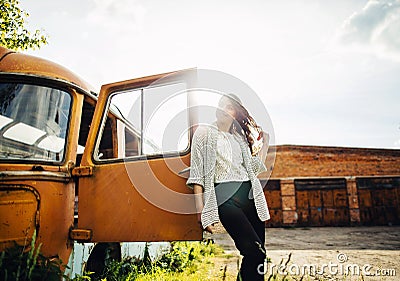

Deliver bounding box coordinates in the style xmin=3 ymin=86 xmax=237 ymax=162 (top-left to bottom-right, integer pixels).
xmin=187 ymin=124 xmax=270 ymax=228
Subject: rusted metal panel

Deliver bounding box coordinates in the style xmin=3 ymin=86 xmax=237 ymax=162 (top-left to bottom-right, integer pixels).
xmin=385 ymin=188 xmax=397 ymax=205
xmin=357 ymin=177 xmax=400 ymax=225
xmin=265 ymin=209 xmax=283 ymax=227
xmin=295 ymin=179 xmax=349 ymax=226
xmin=295 ymin=179 xmax=347 ymax=190
xmin=308 ymin=190 xmax=321 ymax=207
xmin=264 ymin=180 xmax=281 ymax=209
xmin=77 ymin=155 xmax=202 ymax=242
xmin=0 ymin=186 xmax=39 ymax=249
xmin=0 ymin=171 xmax=70 ymax=182
xmin=333 ymin=189 xmax=348 ymax=207
xmin=297 ymin=209 xmax=309 ymax=225
xmin=265 ymin=190 xmax=281 ymax=209
xmin=0 ymin=180 xmax=75 ymax=263
xmin=322 ymin=190 xmax=334 ymax=207
xmin=359 ymin=189 xmax=372 ymax=207
xmin=309 ymin=208 xmax=323 ymax=225
xmin=322 ymin=208 xmax=336 ymax=225
xmin=264 ymin=180 xmax=282 ymax=227
xmin=296 ymin=190 xmax=308 ymax=208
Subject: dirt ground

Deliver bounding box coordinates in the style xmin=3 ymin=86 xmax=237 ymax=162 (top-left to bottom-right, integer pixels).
xmin=206 ymin=224 xmax=400 ymax=281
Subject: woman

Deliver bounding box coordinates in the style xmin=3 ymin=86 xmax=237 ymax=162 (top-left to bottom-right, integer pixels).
xmin=187 ymin=93 xmax=270 ymax=281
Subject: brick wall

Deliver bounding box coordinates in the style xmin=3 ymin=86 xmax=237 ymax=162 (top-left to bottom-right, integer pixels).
xmin=259 ymin=145 xmax=400 ymax=226
xmin=266 ymin=145 xmax=400 ymax=178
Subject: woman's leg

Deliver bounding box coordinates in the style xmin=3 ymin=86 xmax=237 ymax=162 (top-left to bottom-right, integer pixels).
xmin=242 ymin=196 xmax=267 ymax=277
xmin=218 ymin=200 xmax=265 ymax=281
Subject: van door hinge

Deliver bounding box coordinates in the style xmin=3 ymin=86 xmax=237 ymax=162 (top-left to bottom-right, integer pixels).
xmin=72 ymin=166 xmax=93 ymax=177
xmin=70 ymin=229 xmax=93 ymax=242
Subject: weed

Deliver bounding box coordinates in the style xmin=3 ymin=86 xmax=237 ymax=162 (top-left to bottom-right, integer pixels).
xmin=0 ymin=230 xmax=67 ymax=281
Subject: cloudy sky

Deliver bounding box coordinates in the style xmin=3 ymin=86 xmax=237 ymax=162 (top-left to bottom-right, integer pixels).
xmin=21 ymin=0 xmax=400 ymax=149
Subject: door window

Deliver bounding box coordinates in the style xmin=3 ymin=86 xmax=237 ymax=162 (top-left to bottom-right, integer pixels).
xmin=94 ymin=82 xmax=189 ymax=161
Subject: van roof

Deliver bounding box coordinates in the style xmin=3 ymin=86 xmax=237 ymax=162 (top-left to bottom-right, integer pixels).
xmin=0 ymin=46 xmax=95 ymax=93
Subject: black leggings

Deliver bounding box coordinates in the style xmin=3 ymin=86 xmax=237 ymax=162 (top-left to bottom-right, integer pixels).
xmin=215 ymin=181 xmax=266 ymax=281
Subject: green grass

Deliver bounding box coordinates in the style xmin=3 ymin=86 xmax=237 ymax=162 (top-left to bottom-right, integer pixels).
xmin=2 ymin=235 xmax=353 ymax=281
xmin=73 ymin=240 xmax=231 ymax=281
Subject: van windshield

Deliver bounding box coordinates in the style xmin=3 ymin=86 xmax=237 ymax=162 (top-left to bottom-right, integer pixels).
xmin=0 ymin=83 xmax=71 ymax=163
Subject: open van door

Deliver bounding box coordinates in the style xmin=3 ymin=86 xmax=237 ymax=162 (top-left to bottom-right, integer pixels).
xmin=73 ymin=69 xmax=202 ymax=242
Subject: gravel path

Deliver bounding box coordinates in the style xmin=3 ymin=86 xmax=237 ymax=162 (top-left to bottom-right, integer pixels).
xmin=208 ymin=225 xmax=400 ymax=280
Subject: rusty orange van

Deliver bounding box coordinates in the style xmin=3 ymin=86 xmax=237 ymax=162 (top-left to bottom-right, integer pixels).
xmin=0 ymin=46 xmax=202 ymax=275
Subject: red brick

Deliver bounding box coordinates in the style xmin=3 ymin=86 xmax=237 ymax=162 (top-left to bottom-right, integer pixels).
xmin=269 ymin=145 xmax=400 ymax=179
xmin=281 ymin=196 xmax=296 ymax=211
xmin=282 ymin=210 xmax=298 ymax=224
xmin=281 ymin=180 xmax=295 ymax=196
xmin=350 ymin=209 xmax=361 ymax=223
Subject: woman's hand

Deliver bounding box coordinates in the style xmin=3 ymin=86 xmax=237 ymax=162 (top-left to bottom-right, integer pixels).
xmin=204 ymin=225 xmax=214 ymax=234
xmin=258 ymin=131 xmax=269 ymax=161
xmin=197 ymin=211 xmax=213 ymax=233
xmin=194 ymin=184 xmax=213 ymax=232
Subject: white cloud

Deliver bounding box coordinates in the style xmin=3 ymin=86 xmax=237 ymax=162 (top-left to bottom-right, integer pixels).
xmin=87 ymin=0 xmax=146 ymax=33
xmin=336 ymin=0 xmax=400 ymax=61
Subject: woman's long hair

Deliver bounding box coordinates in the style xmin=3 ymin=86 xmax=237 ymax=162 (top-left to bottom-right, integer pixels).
xmin=226 ymin=94 xmax=263 ymax=156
